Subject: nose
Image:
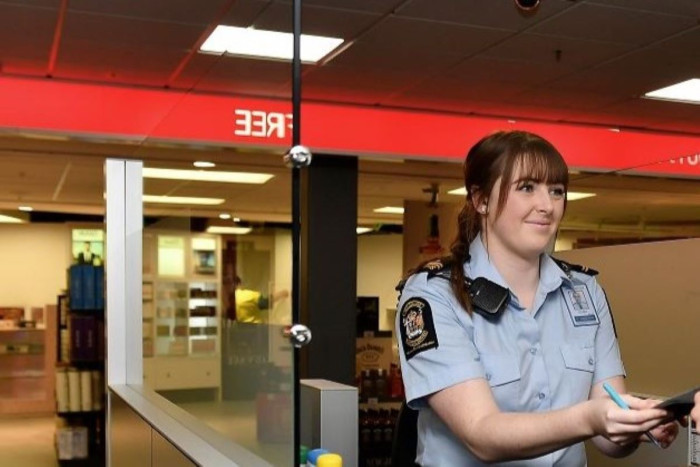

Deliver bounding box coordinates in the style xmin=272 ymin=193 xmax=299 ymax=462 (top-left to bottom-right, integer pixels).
xmin=535 ymin=186 xmax=554 ymax=213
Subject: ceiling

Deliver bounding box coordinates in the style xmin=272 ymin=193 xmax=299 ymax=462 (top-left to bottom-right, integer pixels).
xmin=0 ymin=0 xmax=698 ymax=238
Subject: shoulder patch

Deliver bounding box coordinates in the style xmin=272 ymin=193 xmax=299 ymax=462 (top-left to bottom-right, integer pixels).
xmin=399 ymin=297 xmax=439 ymax=360
xmin=552 ymin=258 xmax=599 ymax=277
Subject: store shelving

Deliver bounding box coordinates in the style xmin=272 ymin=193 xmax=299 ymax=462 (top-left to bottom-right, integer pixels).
xmin=55 ymin=265 xmax=106 ymax=466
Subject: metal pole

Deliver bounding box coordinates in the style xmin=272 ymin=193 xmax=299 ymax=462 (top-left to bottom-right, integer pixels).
xmin=291 ymin=0 xmax=302 ymax=465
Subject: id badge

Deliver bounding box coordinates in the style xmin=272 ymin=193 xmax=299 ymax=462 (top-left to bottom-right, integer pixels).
xmin=561 ymin=284 xmax=599 ymax=326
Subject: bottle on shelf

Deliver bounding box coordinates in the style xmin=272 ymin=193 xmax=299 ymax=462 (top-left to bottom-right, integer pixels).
xmin=317 ymin=452 xmax=342 ymax=467
xmin=307 ymin=448 xmax=329 ymax=467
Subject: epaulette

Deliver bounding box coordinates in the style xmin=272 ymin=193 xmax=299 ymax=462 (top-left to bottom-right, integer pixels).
xmin=552 ymin=258 xmax=599 ymax=278
xmin=420 ymin=258 xmax=452 ymax=279
xmin=395 ymin=257 xmax=456 ymax=292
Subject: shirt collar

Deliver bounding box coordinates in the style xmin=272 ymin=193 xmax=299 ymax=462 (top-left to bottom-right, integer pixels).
xmin=465 ymin=235 xmax=571 ymax=294
xmin=539 ymin=253 xmax=571 ymax=293
xmin=465 ymin=235 xmax=510 ymax=289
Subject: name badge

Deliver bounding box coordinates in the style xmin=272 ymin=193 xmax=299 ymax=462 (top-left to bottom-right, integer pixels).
xmin=561 ymin=285 xmax=599 ymax=326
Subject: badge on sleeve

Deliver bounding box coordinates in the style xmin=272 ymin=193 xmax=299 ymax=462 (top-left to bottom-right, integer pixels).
xmin=399 ymin=297 xmax=439 ymax=360
xmin=561 ymin=285 xmax=600 ymax=326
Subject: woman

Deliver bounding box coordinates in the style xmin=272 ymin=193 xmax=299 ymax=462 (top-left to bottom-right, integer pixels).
xmin=395 ymin=130 xmax=678 ymax=466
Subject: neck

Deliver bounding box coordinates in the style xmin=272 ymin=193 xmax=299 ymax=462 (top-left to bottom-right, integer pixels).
xmin=480 ymin=234 xmax=541 ymax=309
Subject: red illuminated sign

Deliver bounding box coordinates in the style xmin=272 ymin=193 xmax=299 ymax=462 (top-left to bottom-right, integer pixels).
xmin=0 ymin=76 xmax=697 ymax=178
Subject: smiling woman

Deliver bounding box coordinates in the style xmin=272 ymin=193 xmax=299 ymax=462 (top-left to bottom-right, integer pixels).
xmin=395 ymin=131 xmax=680 ymax=466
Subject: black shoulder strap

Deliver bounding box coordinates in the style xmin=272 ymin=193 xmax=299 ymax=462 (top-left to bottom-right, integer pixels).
xmin=552 ymin=257 xmax=599 ymax=277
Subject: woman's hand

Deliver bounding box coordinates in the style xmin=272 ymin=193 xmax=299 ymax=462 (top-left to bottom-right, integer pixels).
xmin=588 ymin=395 xmax=670 ymax=446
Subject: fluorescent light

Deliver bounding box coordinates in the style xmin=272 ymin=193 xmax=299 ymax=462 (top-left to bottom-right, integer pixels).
xmin=374 ymin=206 xmax=404 ymax=214
xmin=0 ymin=211 xmax=29 ymax=223
xmin=200 ymin=25 xmax=344 ymax=64
xmin=143 ymin=195 xmax=225 ymax=205
xmin=566 ymin=192 xmax=596 ymax=201
xmin=18 ymin=206 xmax=33 ymax=212
xmin=356 ymin=227 xmax=372 ymax=234
xmin=219 ymin=213 xmax=232 ymax=220
xmin=206 ymin=226 xmax=252 ymax=235
xmin=143 ymin=168 xmax=273 ymax=184
xmin=448 ymin=187 xmax=595 ymax=201
xmin=193 ymin=161 xmax=216 ymax=168
xmin=0 ymin=214 xmax=25 ymax=223
xmin=644 ymin=78 xmax=700 ymax=104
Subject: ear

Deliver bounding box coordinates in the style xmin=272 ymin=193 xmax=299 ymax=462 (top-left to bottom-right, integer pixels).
xmin=469 ymin=187 xmax=487 ymax=213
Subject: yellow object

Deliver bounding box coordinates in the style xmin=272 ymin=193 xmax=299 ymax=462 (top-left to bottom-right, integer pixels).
xmin=317 ymin=453 xmax=342 ymax=467
xmin=235 ymin=288 xmax=264 ymax=323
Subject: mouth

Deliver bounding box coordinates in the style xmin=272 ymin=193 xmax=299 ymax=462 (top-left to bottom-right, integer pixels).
xmin=525 ymin=220 xmax=551 ymax=226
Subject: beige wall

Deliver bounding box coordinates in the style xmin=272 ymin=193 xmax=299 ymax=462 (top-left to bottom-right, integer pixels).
xmin=0 ymin=223 xmax=72 ymax=312
xmin=357 ymin=234 xmax=403 ymax=331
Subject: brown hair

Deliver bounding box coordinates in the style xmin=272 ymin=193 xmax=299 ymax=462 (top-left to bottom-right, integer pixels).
xmin=410 ymin=130 xmax=569 ymax=314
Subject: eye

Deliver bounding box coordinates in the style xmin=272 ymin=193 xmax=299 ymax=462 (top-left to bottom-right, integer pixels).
xmin=549 ymin=186 xmax=566 ymax=198
xmin=516 ymin=181 xmax=535 ymax=193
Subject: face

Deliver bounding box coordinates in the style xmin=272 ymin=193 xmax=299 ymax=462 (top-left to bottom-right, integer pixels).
xmin=479 ymin=166 xmax=565 ymax=261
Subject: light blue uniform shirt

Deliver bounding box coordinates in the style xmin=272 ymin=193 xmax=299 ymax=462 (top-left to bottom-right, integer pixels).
xmin=396 ymin=237 xmax=625 ymax=466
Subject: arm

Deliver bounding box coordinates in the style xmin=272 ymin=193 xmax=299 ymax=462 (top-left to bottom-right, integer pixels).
xmin=693 ymin=392 xmax=700 ymax=424
xmin=428 ymin=375 xmax=669 ymax=463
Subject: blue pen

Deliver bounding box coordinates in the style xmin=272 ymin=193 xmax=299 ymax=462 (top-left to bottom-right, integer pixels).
xmin=602 ymin=382 xmax=663 ymax=448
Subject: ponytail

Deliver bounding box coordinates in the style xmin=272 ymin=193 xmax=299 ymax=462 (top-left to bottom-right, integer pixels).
xmin=448 ymin=201 xmax=479 ymax=315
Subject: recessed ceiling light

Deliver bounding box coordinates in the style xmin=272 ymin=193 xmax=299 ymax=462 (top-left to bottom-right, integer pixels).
xmin=206 ymin=226 xmax=252 ymax=235
xmin=219 ymin=213 xmax=232 ymax=220
xmin=566 ymin=192 xmax=596 ymax=201
xmin=200 ymin=25 xmax=344 ymax=64
xmin=644 ymin=78 xmax=700 ymax=104
xmin=193 ymin=161 xmax=216 ymax=168
xmin=0 ymin=211 xmax=28 ymax=223
xmin=448 ymin=187 xmax=596 ymax=201
xmin=143 ymin=195 xmax=225 ymax=205
xmin=448 ymin=187 xmax=468 ymax=196
xmin=374 ymin=206 xmax=404 ymax=214
xmin=356 ymin=227 xmax=372 ymax=234
xmin=143 ymin=168 xmax=273 ymax=184
xmin=18 ymin=206 xmax=33 ymax=212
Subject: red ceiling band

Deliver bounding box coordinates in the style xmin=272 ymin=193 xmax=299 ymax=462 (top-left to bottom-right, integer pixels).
xmin=0 ymin=76 xmax=697 ymax=178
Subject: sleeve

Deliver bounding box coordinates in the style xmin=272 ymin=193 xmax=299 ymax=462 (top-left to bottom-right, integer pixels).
xmin=590 ymin=279 xmax=626 ymax=384
xmin=396 ymin=273 xmax=486 ymax=409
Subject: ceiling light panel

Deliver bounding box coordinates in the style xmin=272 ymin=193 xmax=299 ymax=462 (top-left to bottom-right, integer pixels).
xmin=143 ymin=195 xmax=225 ymax=205
xmin=644 ymin=79 xmax=700 ymax=104
xmin=143 ymin=168 xmax=273 ymax=184
xmin=200 ymin=25 xmax=343 ymax=63
xmin=206 ymin=226 xmax=253 ymax=235
xmin=374 ymin=206 xmax=405 ymax=214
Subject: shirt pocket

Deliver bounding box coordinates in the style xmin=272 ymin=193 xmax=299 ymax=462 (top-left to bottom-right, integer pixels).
xmin=560 ymin=340 xmax=595 ymax=401
xmin=560 ymin=339 xmax=596 ymax=373
xmin=480 ymin=353 xmax=521 ymax=411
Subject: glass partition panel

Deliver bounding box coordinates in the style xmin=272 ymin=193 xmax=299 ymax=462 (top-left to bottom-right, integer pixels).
xmin=138 ymin=167 xmax=293 ymax=464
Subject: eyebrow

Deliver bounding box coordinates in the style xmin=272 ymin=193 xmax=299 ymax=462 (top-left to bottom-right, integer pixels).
xmin=512 ymin=177 xmax=565 ymax=186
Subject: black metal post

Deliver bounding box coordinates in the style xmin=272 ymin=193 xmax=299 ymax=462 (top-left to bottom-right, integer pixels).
xmin=291 ymin=0 xmax=302 ymax=465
